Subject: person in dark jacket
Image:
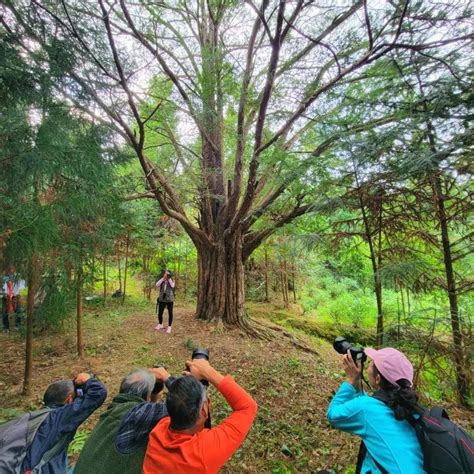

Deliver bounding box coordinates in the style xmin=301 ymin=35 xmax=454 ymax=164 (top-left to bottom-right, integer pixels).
xmin=21 ymin=372 xmax=107 ymax=474
xmin=74 ymin=367 xmax=172 ymax=474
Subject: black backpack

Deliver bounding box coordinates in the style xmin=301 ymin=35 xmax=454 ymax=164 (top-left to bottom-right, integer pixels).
xmin=359 ymin=392 xmax=474 ymax=474
xmin=413 ymin=406 xmax=474 ymax=474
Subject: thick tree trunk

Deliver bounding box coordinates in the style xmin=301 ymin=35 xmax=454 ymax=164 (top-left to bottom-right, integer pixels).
xmin=195 ymin=234 xmax=247 ymax=327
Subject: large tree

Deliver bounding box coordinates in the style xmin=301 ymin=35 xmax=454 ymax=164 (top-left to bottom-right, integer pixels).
xmin=2 ymin=0 xmax=471 ymax=330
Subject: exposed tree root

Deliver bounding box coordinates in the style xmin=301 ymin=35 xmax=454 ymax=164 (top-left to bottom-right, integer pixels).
xmin=244 ymin=316 xmax=320 ymax=357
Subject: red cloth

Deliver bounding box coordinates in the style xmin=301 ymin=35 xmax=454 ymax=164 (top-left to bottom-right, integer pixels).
xmin=143 ymin=375 xmax=258 ymax=474
xmin=6 ymin=280 xmax=13 ymax=313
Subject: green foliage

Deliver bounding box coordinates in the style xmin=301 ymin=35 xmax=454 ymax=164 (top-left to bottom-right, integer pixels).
xmin=68 ymin=429 xmax=90 ymax=455
xmin=0 ymin=408 xmax=23 ymax=424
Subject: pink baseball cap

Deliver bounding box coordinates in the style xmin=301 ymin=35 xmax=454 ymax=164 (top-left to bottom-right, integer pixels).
xmin=364 ymin=347 xmax=414 ymax=387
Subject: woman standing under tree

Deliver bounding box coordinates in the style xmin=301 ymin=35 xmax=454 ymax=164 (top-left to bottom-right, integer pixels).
xmin=155 ymin=270 xmax=175 ymax=334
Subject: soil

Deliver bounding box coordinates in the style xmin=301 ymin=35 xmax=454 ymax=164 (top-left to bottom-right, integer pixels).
xmin=0 ymin=300 xmax=470 ymax=473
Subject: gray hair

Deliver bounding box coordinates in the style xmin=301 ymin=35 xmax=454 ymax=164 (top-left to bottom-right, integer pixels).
xmin=119 ymin=368 xmax=155 ymax=400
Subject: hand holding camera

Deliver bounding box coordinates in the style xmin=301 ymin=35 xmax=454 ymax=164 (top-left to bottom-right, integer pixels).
xmin=342 ymin=351 xmax=362 ymax=389
xmin=74 ymin=372 xmax=91 ymax=385
xmin=151 ymin=364 xmax=170 ymax=396
xmin=73 ymin=372 xmax=91 ymax=397
xmin=150 ymin=366 xmax=170 ymax=383
xmin=184 ymin=349 xmax=223 ymax=387
xmin=333 ymin=337 xmax=365 ymax=391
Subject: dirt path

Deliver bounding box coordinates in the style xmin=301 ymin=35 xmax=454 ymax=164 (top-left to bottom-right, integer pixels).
xmin=0 ymin=301 xmax=367 ymax=472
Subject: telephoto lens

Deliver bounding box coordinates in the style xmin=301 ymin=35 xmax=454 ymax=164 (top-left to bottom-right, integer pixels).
xmin=333 ymin=336 xmax=367 ymax=363
xmin=152 ymin=363 xmax=164 ymax=394
xmin=191 ymin=348 xmax=209 ymax=386
xmin=191 ymin=348 xmax=209 ymax=361
xmin=190 ymin=348 xmax=211 ymax=428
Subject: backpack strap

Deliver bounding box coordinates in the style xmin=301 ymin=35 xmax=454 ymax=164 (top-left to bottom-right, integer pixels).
xmin=26 ymin=408 xmax=52 ymax=446
xmin=427 ymin=406 xmax=449 ymax=420
xmin=30 ymin=433 xmax=72 ymax=474
xmin=356 ymin=441 xmax=388 ymax=474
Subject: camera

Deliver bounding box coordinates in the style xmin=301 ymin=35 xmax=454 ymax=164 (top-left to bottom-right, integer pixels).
xmin=152 ymin=362 xmax=165 ymax=394
xmin=191 ymin=348 xmax=209 ymax=361
xmin=74 ymin=383 xmax=84 ymax=398
xmin=191 ymin=348 xmax=211 ymax=428
xmin=191 ymin=348 xmax=209 ymax=387
xmin=333 ymin=336 xmax=367 ymax=363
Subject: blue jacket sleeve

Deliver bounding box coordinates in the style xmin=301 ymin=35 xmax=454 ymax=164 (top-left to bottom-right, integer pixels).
xmin=326 ymin=382 xmax=367 ymax=436
xmin=59 ymin=377 xmax=107 ymax=433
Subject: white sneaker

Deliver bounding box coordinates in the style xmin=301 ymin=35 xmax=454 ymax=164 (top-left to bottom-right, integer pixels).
xmin=155 ymin=324 xmax=163 ymax=330
xmin=166 ymin=326 xmax=172 ymax=334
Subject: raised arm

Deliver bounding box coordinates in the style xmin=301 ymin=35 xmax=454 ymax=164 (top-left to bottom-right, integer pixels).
xmin=185 ymin=359 xmax=258 ymax=472
xmin=60 ymin=374 xmax=107 ymax=433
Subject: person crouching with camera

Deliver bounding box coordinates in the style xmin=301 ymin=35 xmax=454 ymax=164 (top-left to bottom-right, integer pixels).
xmin=327 ymin=347 xmax=425 ymax=473
xmin=143 ymin=357 xmax=258 ymax=473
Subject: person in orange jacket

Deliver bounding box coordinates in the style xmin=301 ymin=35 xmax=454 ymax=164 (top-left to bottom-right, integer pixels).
xmin=143 ymin=358 xmax=258 ymax=474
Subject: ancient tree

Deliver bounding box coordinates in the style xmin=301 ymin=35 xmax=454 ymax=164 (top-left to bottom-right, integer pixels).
xmin=2 ymin=0 xmax=470 ymax=329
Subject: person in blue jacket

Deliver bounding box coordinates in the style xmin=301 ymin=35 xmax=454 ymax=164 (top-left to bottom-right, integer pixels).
xmin=22 ymin=372 xmax=107 ymax=474
xmin=327 ymin=347 xmax=425 ymax=474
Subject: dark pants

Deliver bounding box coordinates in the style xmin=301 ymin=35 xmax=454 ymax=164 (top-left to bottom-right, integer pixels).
xmin=2 ymin=295 xmax=22 ymax=330
xmin=157 ymin=301 xmax=174 ymax=326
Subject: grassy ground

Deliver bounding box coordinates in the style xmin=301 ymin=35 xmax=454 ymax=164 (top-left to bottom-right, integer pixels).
xmin=0 ymin=294 xmax=471 ymax=473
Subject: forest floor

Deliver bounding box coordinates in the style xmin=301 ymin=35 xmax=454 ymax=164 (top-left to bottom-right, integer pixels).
xmin=0 ymin=297 xmax=470 ymax=473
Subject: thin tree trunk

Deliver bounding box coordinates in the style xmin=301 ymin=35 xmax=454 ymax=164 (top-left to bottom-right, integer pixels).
xmin=91 ymin=253 xmax=95 ymax=292
xmin=400 ymin=285 xmax=406 ymax=318
xmin=431 ymin=172 xmax=469 ymax=404
xmin=23 ymin=256 xmax=39 ymax=395
xmin=291 ymin=267 xmax=297 ymax=304
xmin=397 ymin=292 xmax=401 ymax=342
xmin=121 ymin=230 xmax=130 ymax=305
xmin=354 ymin=166 xmax=384 ymax=346
xmin=280 ymin=260 xmax=288 ymax=308
xmin=77 ymin=262 xmax=84 ymax=358
xmin=183 ymin=251 xmax=188 ymax=296
xmin=103 ymin=257 xmax=107 ymax=306
xmin=264 ymin=247 xmax=269 ymax=302
xmin=117 ymin=256 xmax=122 ymax=292
xmin=406 ymin=287 xmax=411 ymax=317
xmin=375 ymin=197 xmax=384 ymax=346
xmin=65 ymin=259 xmax=73 ymax=283
xmin=414 ymin=68 xmax=470 ymax=404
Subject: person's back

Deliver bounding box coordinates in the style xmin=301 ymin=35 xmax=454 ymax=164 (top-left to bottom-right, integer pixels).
xmin=144 ymin=359 xmax=257 ymax=474
xmin=21 ymin=373 xmax=107 ymax=474
xmin=74 ymin=367 xmax=171 ymax=474
xmin=327 ymin=382 xmax=423 ymax=473
xmin=327 ymin=347 xmax=425 ymax=474
xmin=74 ymin=394 xmax=146 ymax=474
